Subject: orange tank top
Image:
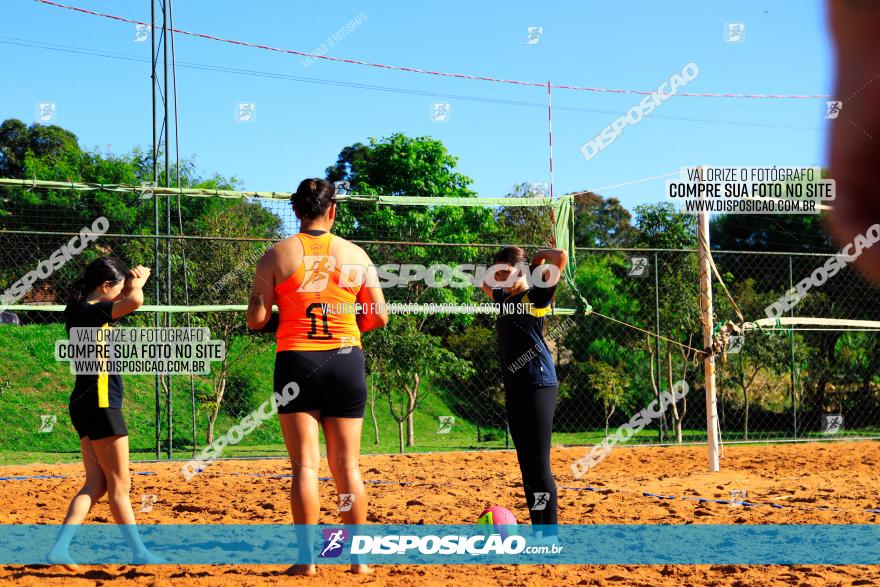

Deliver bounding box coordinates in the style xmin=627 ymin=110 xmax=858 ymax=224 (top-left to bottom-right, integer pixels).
xmin=275 ymin=232 xmax=363 ymax=352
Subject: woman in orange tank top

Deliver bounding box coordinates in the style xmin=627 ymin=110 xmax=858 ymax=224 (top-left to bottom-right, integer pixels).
xmin=247 ymin=179 xmax=388 ymax=576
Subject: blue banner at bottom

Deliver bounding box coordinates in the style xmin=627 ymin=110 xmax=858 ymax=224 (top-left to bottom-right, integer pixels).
xmin=0 ymin=524 xmax=876 ymax=565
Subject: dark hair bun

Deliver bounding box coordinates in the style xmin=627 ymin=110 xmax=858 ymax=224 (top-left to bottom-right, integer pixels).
xmin=292 ymin=178 xmax=336 ymax=220
xmin=493 ymin=245 xmax=529 ymax=266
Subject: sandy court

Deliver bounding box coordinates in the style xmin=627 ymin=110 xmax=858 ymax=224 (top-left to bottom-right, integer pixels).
xmin=0 ymin=441 xmax=878 ymax=585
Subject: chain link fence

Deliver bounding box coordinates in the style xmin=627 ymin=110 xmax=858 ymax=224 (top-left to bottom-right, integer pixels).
xmin=2 ymin=192 xmax=879 ymax=463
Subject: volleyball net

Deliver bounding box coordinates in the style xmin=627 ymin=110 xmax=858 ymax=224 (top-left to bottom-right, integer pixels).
xmin=1 ymin=179 xmax=879 ymax=461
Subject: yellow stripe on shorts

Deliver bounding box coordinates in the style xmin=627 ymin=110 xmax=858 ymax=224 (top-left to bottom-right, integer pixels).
xmin=97 ymin=323 xmax=111 ymax=408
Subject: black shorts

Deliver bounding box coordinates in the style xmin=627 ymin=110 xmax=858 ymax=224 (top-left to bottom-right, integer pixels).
xmin=274 ymin=347 xmax=367 ymax=419
xmin=69 ymin=402 xmax=129 ymax=440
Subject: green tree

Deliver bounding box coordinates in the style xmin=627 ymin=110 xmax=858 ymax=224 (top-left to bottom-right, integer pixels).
xmin=573 ymin=192 xmax=633 ymax=247
xmin=587 ymin=360 xmax=630 ymax=435
xmin=0 ymin=119 xmax=30 ymax=177
xmin=495 ymin=182 xmax=553 ymax=246
xmin=363 ymin=316 xmax=473 ymax=452
xmin=630 ymin=203 xmax=700 ymax=441
xmin=558 ymin=253 xmax=646 ymax=431
xmin=324 ymin=142 xmax=370 ymax=185
xmin=711 ymin=214 xmax=833 ymax=254
xmin=632 ymin=202 xmax=696 ymax=250
xmin=189 ymin=200 xmax=281 ymax=444
xmin=714 ymin=278 xmax=789 ymax=440
xmin=0 ymin=120 xmax=82 ymax=179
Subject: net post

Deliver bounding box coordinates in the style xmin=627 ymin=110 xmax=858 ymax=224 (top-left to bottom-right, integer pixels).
xmin=151 ymin=0 xmax=162 ymax=461
xmin=697 ymin=166 xmax=720 ymax=472
xmin=654 ymin=251 xmax=664 ymax=442
xmin=546 ymin=80 xmax=554 ymax=201
xmin=163 ymin=0 xmax=173 ymax=462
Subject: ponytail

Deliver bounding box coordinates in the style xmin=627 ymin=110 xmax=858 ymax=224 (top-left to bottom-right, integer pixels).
xmin=64 ymin=257 xmax=129 ymax=319
xmin=67 ymin=277 xmax=87 ymax=305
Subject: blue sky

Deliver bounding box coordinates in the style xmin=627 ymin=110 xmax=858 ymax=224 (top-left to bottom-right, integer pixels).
xmin=0 ymin=0 xmax=834 ymax=212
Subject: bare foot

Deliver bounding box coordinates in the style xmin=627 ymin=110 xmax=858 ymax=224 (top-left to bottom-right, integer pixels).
xmin=284 ymin=564 xmax=317 ymax=576
xmin=47 ymin=549 xmax=80 ymax=572
xmin=350 ymin=563 xmax=373 ymax=574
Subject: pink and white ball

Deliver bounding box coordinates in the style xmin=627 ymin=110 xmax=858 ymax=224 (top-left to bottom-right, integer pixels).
xmin=477 ymin=506 xmax=517 ymax=538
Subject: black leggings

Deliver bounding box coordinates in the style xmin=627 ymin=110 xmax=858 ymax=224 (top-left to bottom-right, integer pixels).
xmin=505 ymin=384 xmax=558 ymax=528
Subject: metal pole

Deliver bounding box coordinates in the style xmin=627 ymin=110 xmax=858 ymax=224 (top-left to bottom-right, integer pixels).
xmin=654 ymin=251 xmax=664 ymax=442
xmin=789 ymin=256 xmax=797 ymax=438
xmin=167 ymin=0 xmax=195 ymax=458
xmin=697 ymin=168 xmax=720 ymax=472
xmin=546 ymin=80 xmax=554 ymax=200
xmin=163 ymin=0 xmax=173 ymax=460
xmin=150 ymin=0 xmax=161 ymax=461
